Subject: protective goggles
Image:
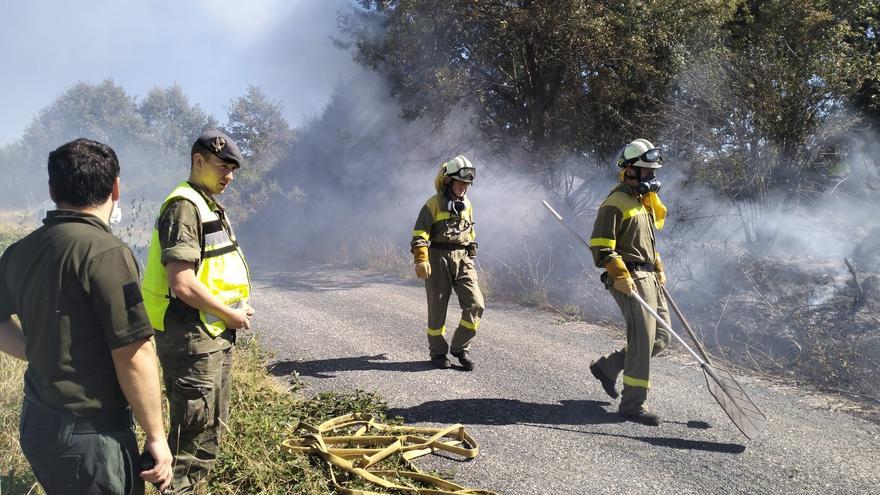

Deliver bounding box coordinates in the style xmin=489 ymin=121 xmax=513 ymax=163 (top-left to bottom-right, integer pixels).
xmin=623 ymin=148 xmax=663 ymax=166
xmin=449 ymin=167 xmax=476 ymax=182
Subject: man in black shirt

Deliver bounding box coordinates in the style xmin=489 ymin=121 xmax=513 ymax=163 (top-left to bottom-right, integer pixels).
xmin=0 ymin=139 xmax=172 ymax=494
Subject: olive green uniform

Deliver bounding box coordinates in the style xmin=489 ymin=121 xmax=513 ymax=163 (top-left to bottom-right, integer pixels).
xmin=153 ymin=193 xmax=237 ymax=494
xmin=589 ymin=184 xmax=671 ymax=414
xmin=0 ymin=210 xmax=153 ymax=495
xmin=411 ymin=192 xmax=484 ymax=357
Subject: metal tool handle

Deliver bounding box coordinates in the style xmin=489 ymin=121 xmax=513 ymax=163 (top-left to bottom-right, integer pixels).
xmin=661 ymin=286 xmax=712 ymax=364
xmin=541 ymin=201 xmax=592 ymax=249
xmin=630 ymin=291 xmax=706 ymax=366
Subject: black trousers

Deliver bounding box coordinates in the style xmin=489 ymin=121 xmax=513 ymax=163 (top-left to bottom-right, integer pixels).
xmin=18 ymin=399 xmax=143 ymax=495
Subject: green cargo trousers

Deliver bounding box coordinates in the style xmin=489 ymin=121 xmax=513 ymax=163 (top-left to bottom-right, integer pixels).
xmin=158 ymin=346 xmax=233 ymax=494
xmin=425 ymin=247 xmax=484 ymax=357
xmin=594 ymin=271 xmax=671 ymax=414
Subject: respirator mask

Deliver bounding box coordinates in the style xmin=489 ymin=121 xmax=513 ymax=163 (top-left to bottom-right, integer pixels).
xmin=445 ymin=187 xmax=468 ymax=216
xmin=636 ymin=177 xmax=662 ymax=194
xmin=625 ymin=170 xmax=662 ymax=195
xmin=448 ymin=199 xmax=467 ymax=216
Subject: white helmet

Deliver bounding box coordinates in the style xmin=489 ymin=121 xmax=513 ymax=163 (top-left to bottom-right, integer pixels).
xmin=617 ymin=139 xmax=663 ymax=169
xmin=443 ymin=155 xmax=476 ymax=183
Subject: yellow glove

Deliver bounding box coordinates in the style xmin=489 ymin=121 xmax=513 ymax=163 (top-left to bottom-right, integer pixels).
xmin=415 ymin=261 xmax=431 ymax=279
xmin=605 ymin=258 xmax=635 ymax=296
xmin=613 ymin=276 xmax=636 ymax=295
xmin=412 ymin=245 xmax=431 ymax=279
xmin=413 ymin=245 xmax=429 ymax=263
xmin=654 ymin=254 xmax=666 ymax=286
xmin=656 ymin=270 xmax=666 ymax=286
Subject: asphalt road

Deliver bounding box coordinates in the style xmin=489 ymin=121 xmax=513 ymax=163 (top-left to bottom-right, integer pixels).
xmin=248 ymin=264 xmax=879 ymax=495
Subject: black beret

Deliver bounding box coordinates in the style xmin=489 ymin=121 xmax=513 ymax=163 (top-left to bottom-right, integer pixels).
xmin=194 ymin=128 xmax=243 ymax=167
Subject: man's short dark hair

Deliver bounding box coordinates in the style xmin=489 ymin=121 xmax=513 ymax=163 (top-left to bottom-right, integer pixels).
xmin=190 ymin=141 xmax=213 ymax=168
xmin=48 ymin=139 xmax=120 ymax=207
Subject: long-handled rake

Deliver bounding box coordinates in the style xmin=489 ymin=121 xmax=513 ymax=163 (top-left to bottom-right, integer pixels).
xmin=542 ymin=200 xmax=767 ymax=438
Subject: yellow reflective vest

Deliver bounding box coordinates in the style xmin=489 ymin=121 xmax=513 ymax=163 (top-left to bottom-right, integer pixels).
xmin=142 ymin=182 xmax=250 ymax=336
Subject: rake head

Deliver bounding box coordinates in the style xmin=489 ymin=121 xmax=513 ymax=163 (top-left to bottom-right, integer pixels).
xmin=703 ymin=364 xmax=768 ymax=439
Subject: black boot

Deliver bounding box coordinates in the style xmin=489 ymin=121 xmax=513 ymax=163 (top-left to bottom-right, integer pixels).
xmin=430 ymin=355 xmax=451 ymax=369
xmin=589 ymin=361 xmax=620 ymax=399
xmin=619 ymin=410 xmax=661 ymax=426
xmin=450 ymin=350 xmax=474 ymax=371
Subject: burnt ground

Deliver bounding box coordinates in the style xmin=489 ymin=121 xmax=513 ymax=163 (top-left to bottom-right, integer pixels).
xmin=674 ymin=256 xmax=880 ymax=424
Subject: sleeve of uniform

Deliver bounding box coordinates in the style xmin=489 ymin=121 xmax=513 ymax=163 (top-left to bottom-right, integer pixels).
xmin=589 ymin=204 xmax=622 ymax=268
xmin=0 ymin=251 xmax=14 ymax=321
xmin=87 ymin=246 xmax=154 ymax=349
xmin=410 ymin=204 xmax=433 ymax=250
xmin=158 ymin=199 xmax=201 ymax=266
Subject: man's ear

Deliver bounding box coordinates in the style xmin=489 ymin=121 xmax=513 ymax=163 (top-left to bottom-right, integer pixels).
xmin=48 ymin=180 xmax=56 ymax=203
xmin=111 ymin=177 xmax=120 ymax=202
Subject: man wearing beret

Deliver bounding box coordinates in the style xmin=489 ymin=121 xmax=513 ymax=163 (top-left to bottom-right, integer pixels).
xmin=142 ymin=129 xmax=254 ymax=493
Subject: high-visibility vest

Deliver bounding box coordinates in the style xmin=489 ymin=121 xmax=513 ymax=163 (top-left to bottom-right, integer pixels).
xmin=142 ymin=181 xmax=250 ymax=336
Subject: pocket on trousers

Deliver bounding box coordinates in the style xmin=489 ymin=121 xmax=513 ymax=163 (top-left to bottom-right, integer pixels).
xmin=172 ymin=376 xmax=215 ymax=432
xmin=37 ymin=455 xmax=82 ymax=493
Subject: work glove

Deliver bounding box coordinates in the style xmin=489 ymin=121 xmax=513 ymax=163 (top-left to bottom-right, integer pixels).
xmin=415 ymin=261 xmax=431 ymax=279
xmin=605 ymin=258 xmax=635 ymax=296
xmin=654 ymin=253 xmax=666 ymax=286
xmin=412 ymin=245 xmax=431 ymax=279
xmin=613 ymin=276 xmax=636 ymax=295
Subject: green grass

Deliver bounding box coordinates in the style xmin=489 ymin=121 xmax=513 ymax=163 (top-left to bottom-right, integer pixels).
xmin=0 ymin=221 xmax=38 ymax=494
xmin=0 ymin=351 xmax=37 ymax=495
xmin=208 ymin=339 xmax=389 ymax=495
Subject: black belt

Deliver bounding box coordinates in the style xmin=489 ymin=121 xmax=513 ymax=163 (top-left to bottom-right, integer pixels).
xmin=429 ymin=242 xmax=469 ymax=251
xmin=23 ymin=399 xmax=133 ymax=434
xmin=625 ymin=262 xmax=655 ymax=272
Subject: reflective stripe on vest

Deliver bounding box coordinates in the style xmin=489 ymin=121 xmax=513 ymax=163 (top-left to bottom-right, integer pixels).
xmin=141 ymin=181 xmax=250 ymax=336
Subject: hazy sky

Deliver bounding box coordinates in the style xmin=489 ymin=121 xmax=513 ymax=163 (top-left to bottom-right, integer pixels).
xmin=0 ymin=0 xmax=363 ymax=145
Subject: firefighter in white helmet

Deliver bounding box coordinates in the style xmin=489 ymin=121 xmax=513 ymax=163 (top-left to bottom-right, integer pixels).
xmin=588 ymin=138 xmax=672 ymax=426
xmin=410 ymin=155 xmax=484 ymax=370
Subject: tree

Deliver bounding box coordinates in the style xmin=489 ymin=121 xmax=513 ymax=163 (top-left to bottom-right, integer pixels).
xmin=850 ymin=1 xmax=880 ymax=126
xmin=2 ymin=80 xmax=147 ymax=204
xmin=138 ymin=85 xmax=217 ymax=154
xmin=21 ymin=80 xmax=145 ymax=151
xmin=341 ymin=0 xmax=736 ymax=164
xmin=222 ymin=86 xmax=297 ymax=219
xmin=0 ymin=81 xmax=226 ymax=205
xmin=225 ymin=85 xmax=295 ymax=175
xmin=668 ymin=0 xmax=877 ymax=203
